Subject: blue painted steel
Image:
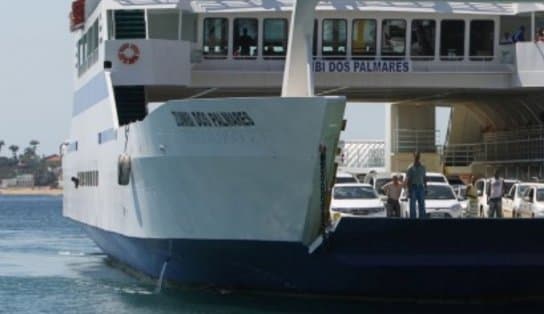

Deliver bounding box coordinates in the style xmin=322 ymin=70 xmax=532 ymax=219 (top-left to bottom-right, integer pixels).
xmin=73 ymin=73 xmax=109 ymax=116
xmin=82 ymin=218 xmax=544 ymax=297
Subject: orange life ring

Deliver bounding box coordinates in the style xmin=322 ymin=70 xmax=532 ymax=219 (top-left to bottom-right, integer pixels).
xmin=118 ymin=43 xmax=140 ymax=65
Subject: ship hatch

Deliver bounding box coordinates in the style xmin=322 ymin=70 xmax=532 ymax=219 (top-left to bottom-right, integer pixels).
xmin=114 ymin=86 xmax=147 ymax=126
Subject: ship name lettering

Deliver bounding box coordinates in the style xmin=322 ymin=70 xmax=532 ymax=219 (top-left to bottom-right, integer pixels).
xmin=313 ymin=60 xmax=410 ymax=73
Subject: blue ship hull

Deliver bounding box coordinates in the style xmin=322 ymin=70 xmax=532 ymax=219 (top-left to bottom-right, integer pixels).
xmin=83 ymin=218 xmax=544 ymax=297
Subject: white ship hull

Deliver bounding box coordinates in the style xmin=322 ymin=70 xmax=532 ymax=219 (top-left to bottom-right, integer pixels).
xmin=63 ymin=95 xmax=346 ymax=244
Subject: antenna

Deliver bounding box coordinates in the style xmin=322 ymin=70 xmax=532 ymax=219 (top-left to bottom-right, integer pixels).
xmin=281 ymin=0 xmax=320 ymax=97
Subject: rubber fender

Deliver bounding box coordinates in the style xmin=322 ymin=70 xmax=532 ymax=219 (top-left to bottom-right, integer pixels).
xmin=118 ymin=154 xmax=131 ymax=186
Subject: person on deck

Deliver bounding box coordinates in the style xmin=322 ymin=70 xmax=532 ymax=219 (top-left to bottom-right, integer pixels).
xmin=237 ymin=28 xmax=254 ymax=56
xmin=488 ymin=170 xmax=504 ymax=218
xmin=383 ymin=175 xmax=403 ymax=218
xmin=465 ymin=176 xmax=479 ymax=218
xmin=406 ymin=152 xmax=427 ymax=219
xmin=512 ymin=25 xmax=525 ymax=43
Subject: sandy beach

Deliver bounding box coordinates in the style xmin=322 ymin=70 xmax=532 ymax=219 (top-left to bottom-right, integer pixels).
xmin=0 ymin=187 xmax=63 ymax=197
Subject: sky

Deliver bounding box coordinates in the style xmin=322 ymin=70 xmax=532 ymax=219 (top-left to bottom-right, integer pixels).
xmin=0 ymin=1 xmax=448 ymax=155
xmin=0 ymin=1 xmax=73 ymax=156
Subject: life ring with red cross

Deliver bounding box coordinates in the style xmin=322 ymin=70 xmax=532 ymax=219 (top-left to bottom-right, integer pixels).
xmin=118 ymin=43 xmax=140 ymax=65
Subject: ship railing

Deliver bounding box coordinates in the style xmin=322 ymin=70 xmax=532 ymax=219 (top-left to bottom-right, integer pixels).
xmin=393 ymin=129 xmax=440 ymax=154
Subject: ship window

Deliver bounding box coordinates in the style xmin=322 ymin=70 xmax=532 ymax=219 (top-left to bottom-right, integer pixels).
xmin=203 ymin=18 xmax=229 ymax=58
xmin=381 ymin=19 xmax=407 ymax=57
xmin=352 ymin=19 xmax=377 ymax=57
xmin=148 ymin=9 xmax=179 ymax=40
xmin=233 ymin=18 xmax=258 ymax=58
xmin=470 ymin=20 xmax=494 ymax=60
xmin=263 ymin=19 xmax=288 ymax=58
xmin=440 ymin=20 xmax=465 ymax=61
xmin=322 ymin=19 xmax=347 ymax=57
xmin=537 ymin=12 xmax=544 ymax=34
xmin=411 ymin=20 xmax=436 ymax=60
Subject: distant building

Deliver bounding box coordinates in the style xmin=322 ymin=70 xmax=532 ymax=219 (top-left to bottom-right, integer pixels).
xmin=1 ymin=174 xmax=35 ymax=188
xmin=44 ymin=154 xmax=61 ymax=167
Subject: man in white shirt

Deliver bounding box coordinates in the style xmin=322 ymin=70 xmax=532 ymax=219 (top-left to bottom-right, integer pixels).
xmin=383 ymin=175 xmax=403 ymax=217
xmin=488 ymin=170 xmax=504 ymax=218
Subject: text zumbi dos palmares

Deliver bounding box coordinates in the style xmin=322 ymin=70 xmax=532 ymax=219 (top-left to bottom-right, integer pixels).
xmin=172 ymin=111 xmax=255 ymax=128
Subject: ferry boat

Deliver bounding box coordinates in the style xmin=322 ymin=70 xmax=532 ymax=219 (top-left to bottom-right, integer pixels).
xmin=64 ymin=0 xmax=544 ymax=297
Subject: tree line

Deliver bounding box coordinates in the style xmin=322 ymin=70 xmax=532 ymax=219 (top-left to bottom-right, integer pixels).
xmin=0 ymin=140 xmax=60 ymax=187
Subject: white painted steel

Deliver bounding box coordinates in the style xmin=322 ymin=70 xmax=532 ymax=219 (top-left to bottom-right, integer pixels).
xmin=64 ymin=97 xmax=346 ymax=243
xmin=281 ymin=0 xmax=319 ymax=97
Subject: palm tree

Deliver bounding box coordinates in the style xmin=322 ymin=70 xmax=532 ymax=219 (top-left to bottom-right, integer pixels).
xmin=0 ymin=140 xmax=4 ymax=155
xmin=8 ymin=145 xmax=19 ymax=160
xmin=29 ymin=140 xmax=40 ymax=154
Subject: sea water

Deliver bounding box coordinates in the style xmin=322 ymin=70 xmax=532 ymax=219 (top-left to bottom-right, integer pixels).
xmin=0 ymin=195 xmax=541 ymax=314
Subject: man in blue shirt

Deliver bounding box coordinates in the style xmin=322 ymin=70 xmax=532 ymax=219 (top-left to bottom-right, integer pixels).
xmin=406 ymin=152 xmax=427 ymax=218
xmin=512 ymin=26 xmax=525 ymax=43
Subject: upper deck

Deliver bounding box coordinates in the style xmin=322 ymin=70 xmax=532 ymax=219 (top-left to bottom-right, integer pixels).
xmin=71 ymin=0 xmax=544 ymax=101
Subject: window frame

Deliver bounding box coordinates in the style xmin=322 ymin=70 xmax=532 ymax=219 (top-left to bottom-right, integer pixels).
xmin=233 ymin=17 xmax=259 ymax=59
xmin=381 ymin=19 xmax=408 ymax=58
xmin=262 ymin=18 xmax=289 ymax=59
xmin=469 ymin=19 xmax=495 ymax=61
xmin=321 ymin=18 xmax=348 ymax=57
xmin=440 ymin=19 xmax=466 ymax=61
xmin=410 ymin=19 xmax=436 ymax=61
xmin=202 ymin=17 xmax=229 ymax=59
xmin=351 ymin=19 xmax=377 ymax=58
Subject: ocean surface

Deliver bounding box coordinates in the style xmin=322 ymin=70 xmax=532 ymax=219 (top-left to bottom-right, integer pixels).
xmin=0 ymin=195 xmax=543 ymax=314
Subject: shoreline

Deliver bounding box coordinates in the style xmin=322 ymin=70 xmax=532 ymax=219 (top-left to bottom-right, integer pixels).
xmin=0 ymin=188 xmax=63 ymax=197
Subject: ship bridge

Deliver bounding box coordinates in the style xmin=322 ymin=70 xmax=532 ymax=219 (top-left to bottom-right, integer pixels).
xmin=71 ymin=0 xmax=544 ymax=178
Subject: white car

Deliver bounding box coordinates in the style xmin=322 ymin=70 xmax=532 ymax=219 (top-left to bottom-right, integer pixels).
xmin=330 ymin=184 xmax=386 ymax=218
xmin=425 ymin=172 xmax=448 ymax=184
xmin=475 ymin=178 xmax=519 ymax=217
xmin=518 ymin=184 xmax=544 ymax=218
xmin=400 ymin=182 xmax=463 ymax=218
xmin=503 ymin=183 xmax=532 ymax=218
xmin=335 ymin=172 xmax=358 ymax=184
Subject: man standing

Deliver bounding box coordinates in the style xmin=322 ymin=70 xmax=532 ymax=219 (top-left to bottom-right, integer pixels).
xmin=488 ymin=170 xmax=504 ymax=218
xmin=465 ymin=176 xmax=479 ymax=218
xmin=383 ymin=175 xmax=403 ymax=217
xmin=406 ymin=152 xmax=427 ymax=218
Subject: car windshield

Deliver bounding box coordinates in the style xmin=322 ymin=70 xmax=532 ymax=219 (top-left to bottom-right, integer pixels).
xmin=537 ymin=189 xmax=544 ymax=202
xmin=336 ymin=176 xmax=357 ymax=184
xmin=517 ymin=185 xmax=530 ymax=197
xmin=375 ymin=178 xmax=392 ymax=194
xmin=426 ymin=185 xmax=456 ymax=200
xmin=334 ymin=186 xmax=378 ymax=200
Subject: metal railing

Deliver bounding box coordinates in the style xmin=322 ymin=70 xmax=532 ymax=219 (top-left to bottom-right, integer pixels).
xmin=442 ymin=143 xmax=482 ymax=167
xmin=392 ymin=129 xmax=440 ymax=154
xmin=443 ymin=130 xmax=544 ymax=166
xmin=340 ymin=140 xmax=385 ymax=168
